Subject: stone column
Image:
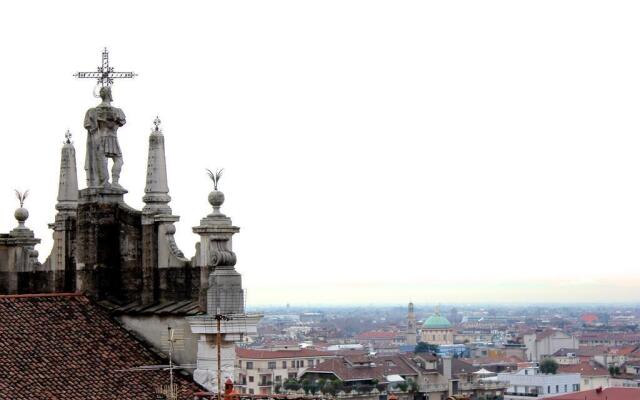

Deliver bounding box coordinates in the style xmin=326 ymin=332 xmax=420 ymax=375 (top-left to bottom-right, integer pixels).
xmin=188 ymin=182 xmax=262 ymax=392
xmin=0 ymin=201 xmax=41 ymax=294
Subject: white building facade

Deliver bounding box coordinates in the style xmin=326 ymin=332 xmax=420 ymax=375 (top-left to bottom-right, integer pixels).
xmin=497 ymin=367 xmax=580 ymax=399
xmin=523 ymin=331 xmax=578 ymax=362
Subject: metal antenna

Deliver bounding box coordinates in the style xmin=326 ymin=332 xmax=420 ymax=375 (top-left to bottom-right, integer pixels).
xmin=114 ymin=326 xmax=194 ymax=400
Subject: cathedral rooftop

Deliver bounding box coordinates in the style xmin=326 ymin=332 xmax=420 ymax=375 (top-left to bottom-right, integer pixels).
xmin=422 ymin=314 xmax=452 ymax=329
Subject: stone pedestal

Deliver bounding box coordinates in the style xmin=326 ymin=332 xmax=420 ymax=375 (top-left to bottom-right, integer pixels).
xmin=75 ymin=188 xmax=142 ymax=303
xmin=189 ymin=185 xmax=263 ymax=391
xmin=79 ymin=186 xmax=127 ymax=204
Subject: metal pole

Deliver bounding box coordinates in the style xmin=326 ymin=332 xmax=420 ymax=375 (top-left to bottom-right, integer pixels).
xmin=217 ymin=317 xmax=222 ymax=400
xmin=169 ymin=328 xmax=174 ymax=398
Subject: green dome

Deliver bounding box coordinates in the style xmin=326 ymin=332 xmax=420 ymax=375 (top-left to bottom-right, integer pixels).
xmin=422 ymin=314 xmax=452 ymax=329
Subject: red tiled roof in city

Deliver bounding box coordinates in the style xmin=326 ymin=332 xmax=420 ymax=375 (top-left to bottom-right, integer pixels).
xmin=580 ymin=314 xmax=599 ymax=324
xmin=545 ymin=387 xmax=640 ymax=400
xmin=236 ymin=347 xmax=335 ymax=360
xmin=303 ymin=354 xmax=422 ymax=382
xmin=610 ymin=346 xmax=639 ymax=356
xmin=0 ymin=293 xmax=199 ymax=399
xmin=558 ymin=362 xmax=609 ymax=377
xmin=356 ymin=331 xmax=400 ymax=340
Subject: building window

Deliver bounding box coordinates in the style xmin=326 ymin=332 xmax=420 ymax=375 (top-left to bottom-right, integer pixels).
xmin=556 ymin=385 xmax=559 ymax=393
xmin=308 ymin=359 xmax=314 ymax=368
xmin=249 ymin=376 xmax=254 ymax=383
xmin=275 ymin=376 xmax=282 ymax=382
xmin=288 ymin=373 xmax=297 ymax=379
xmin=547 ymin=386 xmax=551 ymax=394
xmin=268 ymin=361 xmax=276 ymax=369
xmin=300 ymin=360 xmax=304 ymax=368
xmin=282 ymin=361 xmax=287 ymax=369
xmin=247 ymin=362 xmax=254 ymax=370
xmin=249 ymin=389 xmax=254 ymax=395
xmin=564 ymin=385 xmax=567 ymax=392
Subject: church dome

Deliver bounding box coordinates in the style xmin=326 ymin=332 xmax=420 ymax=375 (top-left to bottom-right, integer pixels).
xmin=422 ymin=314 xmax=452 ymax=329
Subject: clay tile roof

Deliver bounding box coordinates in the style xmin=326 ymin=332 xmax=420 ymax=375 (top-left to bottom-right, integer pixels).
xmin=0 ymin=293 xmax=199 ymax=399
xmin=236 ymin=348 xmax=334 ymax=359
xmin=356 ymin=331 xmax=399 ymax=340
xmin=545 ymin=387 xmax=640 ymax=400
xmin=552 ymin=348 xmax=578 ymax=357
xmin=536 ymin=329 xmax=562 ymax=341
xmin=577 ymin=346 xmax=609 ymax=357
xmin=304 ymin=354 xmax=420 ymax=382
xmin=612 ymin=346 xmax=639 ymax=356
xmin=558 ymin=362 xmax=609 ymax=377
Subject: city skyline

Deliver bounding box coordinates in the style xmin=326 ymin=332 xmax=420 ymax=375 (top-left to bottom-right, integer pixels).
xmin=1 ymin=1 xmax=640 ymax=305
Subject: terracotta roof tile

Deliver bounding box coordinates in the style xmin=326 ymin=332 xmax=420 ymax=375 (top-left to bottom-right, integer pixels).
xmin=545 ymin=387 xmax=640 ymax=400
xmin=0 ymin=293 xmax=199 ymax=399
xmin=303 ymin=354 xmax=421 ymax=382
xmin=356 ymin=331 xmax=400 ymax=340
xmin=236 ymin=348 xmax=334 ymax=359
xmin=558 ymin=362 xmax=609 ymax=377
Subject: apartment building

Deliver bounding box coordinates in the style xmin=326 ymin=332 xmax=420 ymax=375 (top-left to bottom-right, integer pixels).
xmin=235 ymin=348 xmax=337 ymax=395
xmin=498 ymin=367 xmax=581 ymax=399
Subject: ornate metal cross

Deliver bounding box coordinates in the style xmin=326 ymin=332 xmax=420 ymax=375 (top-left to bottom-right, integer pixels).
xmin=73 ymin=47 xmax=137 ymax=87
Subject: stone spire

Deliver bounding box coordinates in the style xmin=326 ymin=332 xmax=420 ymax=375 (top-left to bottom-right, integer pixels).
xmin=56 ymin=131 xmax=79 ymax=213
xmin=142 ymin=117 xmax=171 ymax=215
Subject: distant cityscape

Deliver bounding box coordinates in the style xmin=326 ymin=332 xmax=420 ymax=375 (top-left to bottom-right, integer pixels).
xmin=233 ymin=302 xmax=640 ymax=399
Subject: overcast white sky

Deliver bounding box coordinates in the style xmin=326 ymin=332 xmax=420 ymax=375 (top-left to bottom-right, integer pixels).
xmin=1 ymin=1 xmax=639 ymax=306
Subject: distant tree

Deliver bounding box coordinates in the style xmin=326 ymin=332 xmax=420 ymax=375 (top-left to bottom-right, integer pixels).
xmin=302 ymin=379 xmax=313 ymax=394
xmin=609 ymin=366 xmax=620 ymax=376
xmin=284 ymin=378 xmax=301 ymax=391
xmin=415 ymin=342 xmax=439 ymax=354
xmin=274 ymin=383 xmax=282 ymax=393
xmin=397 ymin=382 xmax=409 ymax=392
xmin=539 ymin=358 xmax=559 ymax=374
xmin=321 ymin=380 xmax=338 ymax=395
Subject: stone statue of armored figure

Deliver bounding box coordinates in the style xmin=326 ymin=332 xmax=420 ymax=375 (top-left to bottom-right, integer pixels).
xmin=84 ymin=87 xmax=126 ymax=189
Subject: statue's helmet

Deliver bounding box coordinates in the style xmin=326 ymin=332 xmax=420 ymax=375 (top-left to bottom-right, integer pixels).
xmin=99 ymin=86 xmax=113 ymax=101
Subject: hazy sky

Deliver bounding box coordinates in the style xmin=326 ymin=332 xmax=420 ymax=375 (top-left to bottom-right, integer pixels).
xmin=1 ymin=1 xmax=640 ymax=305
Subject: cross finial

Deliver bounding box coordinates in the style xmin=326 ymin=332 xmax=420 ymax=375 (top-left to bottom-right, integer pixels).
xmin=64 ymin=129 xmax=72 ymax=144
xmin=74 ymin=47 xmax=137 ymax=87
xmin=153 ymin=116 xmax=162 ymax=133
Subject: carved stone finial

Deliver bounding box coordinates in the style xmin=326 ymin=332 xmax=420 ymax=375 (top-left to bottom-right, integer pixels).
xmin=15 ymin=189 xmax=29 ymax=208
xmin=64 ymin=130 xmax=72 ymax=144
xmin=152 ymin=116 xmax=162 ymax=134
xmin=206 ymin=169 xmax=226 ymax=217
xmin=12 ymin=190 xmax=32 ymax=236
xmin=206 ymin=168 xmax=224 ymax=191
